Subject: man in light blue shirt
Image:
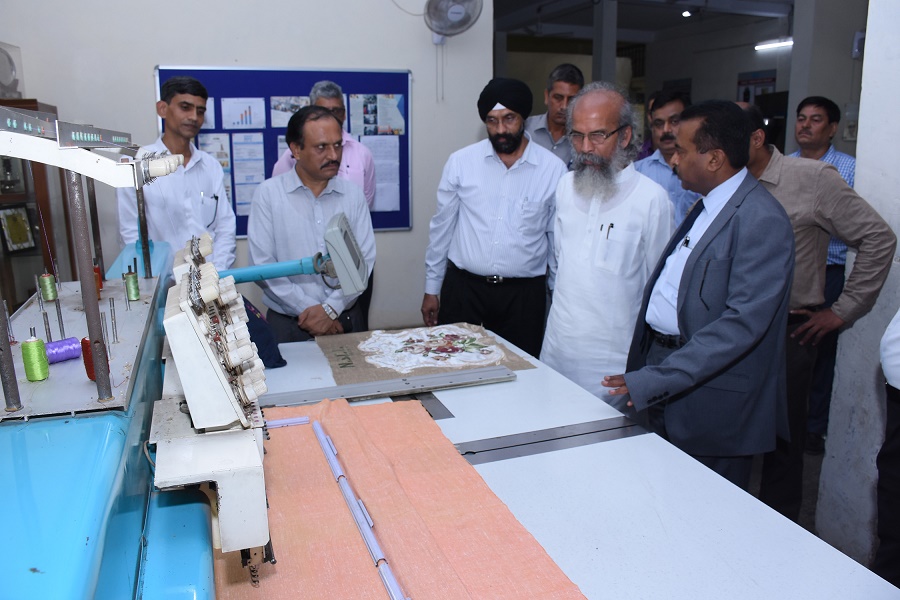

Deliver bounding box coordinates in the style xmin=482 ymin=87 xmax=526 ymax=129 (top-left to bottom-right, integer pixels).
xmin=422 ymin=78 xmax=567 ymax=356
xmin=789 ymin=95 xmax=856 ymax=455
xmin=634 ymin=89 xmax=701 ymax=226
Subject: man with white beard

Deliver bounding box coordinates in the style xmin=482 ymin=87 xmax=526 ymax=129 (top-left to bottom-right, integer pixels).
xmin=541 ymin=82 xmax=672 ymax=397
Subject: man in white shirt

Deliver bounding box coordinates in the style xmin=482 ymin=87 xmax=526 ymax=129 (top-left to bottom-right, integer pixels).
xmin=422 ymin=78 xmax=567 ymax=357
xmin=541 ymin=81 xmax=672 ymax=397
xmin=248 ymin=106 xmax=375 ymax=343
xmin=117 ymin=76 xmax=235 ymax=271
xmin=874 ymin=306 xmax=900 ymax=587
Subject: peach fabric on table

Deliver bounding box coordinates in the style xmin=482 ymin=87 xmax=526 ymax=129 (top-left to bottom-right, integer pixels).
xmin=214 ymin=399 xmax=586 ymax=599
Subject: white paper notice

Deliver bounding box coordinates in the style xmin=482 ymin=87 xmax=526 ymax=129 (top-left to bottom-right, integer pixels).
xmin=231 ymin=132 xmax=265 ymax=216
xmin=201 ymin=97 xmax=217 ymax=130
xmin=221 ymin=97 xmax=266 ymax=130
xmin=197 ymin=132 xmax=232 ymax=204
xmin=362 ymin=135 xmax=400 ymax=212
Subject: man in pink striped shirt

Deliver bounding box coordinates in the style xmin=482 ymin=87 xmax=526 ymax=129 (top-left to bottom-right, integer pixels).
xmin=271 ymin=80 xmax=376 ymax=210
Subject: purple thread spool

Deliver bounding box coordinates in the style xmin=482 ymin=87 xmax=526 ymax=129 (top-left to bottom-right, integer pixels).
xmin=45 ymin=337 xmax=82 ymax=364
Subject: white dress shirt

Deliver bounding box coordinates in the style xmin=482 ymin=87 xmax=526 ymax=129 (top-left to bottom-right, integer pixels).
xmin=424 ymin=136 xmax=567 ymax=295
xmin=883 ymin=307 xmax=900 ymax=389
xmin=247 ymin=168 xmax=375 ymax=317
xmin=541 ymin=164 xmax=672 ymax=396
xmin=645 ymin=168 xmax=748 ymax=335
xmin=117 ymin=137 xmax=236 ymax=271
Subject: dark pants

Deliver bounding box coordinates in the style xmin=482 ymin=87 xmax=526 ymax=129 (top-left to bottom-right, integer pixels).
xmin=807 ymin=264 xmax=845 ymax=436
xmin=439 ymin=262 xmax=546 ymax=357
xmin=644 ymin=338 xmax=754 ymax=490
xmin=266 ymin=302 xmax=365 ymax=344
xmin=872 ymin=383 xmax=900 ymax=587
xmin=759 ymin=318 xmax=818 ymax=521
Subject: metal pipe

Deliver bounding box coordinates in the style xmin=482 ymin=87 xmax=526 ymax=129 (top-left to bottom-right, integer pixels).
xmin=3 ymin=301 xmax=13 ymax=343
xmin=55 ymin=297 xmax=66 ymax=339
xmin=65 ymin=169 xmax=112 ymax=401
xmin=135 ymin=186 xmax=153 ymax=279
xmin=42 ymin=311 xmax=52 ymax=342
xmin=0 ymin=300 xmax=22 ymax=412
xmin=109 ymin=298 xmax=118 ymax=344
xmin=85 ymin=176 xmax=105 ymax=279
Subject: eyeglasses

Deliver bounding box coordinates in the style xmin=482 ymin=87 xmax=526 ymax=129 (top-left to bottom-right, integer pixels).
xmin=568 ymin=124 xmax=628 ymax=146
xmin=485 ymin=113 xmax=520 ymax=127
xmin=323 ymin=106 xmax=346 ymax=117
xmin=650 ymin=116 xmax=681 ymax=130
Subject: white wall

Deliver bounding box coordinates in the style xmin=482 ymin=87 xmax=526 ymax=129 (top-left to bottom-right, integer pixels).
xmin=787 ymin=0 xmax=868 ymax=156
xmin=816 ymin=0 xmax=900 ymax=563
xmin=0 ymin=0 xmax=494 ymax=329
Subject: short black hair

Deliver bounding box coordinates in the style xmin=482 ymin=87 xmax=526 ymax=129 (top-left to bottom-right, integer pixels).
xmin=743 ymin=104 xmax=768 ymax=143
xmin=285 ymin=105 xmax=341 ymax=148
xmin=651 ymin=89 xmax=691 ymax=115
xmin=160 ymin=76 xmax=208 ymax=103
xmin=796 ymin=96 xmax=841 ymax=123
xmin=680 ymin=100 xmax=750 ymax=170
xmin=547 ymin=63 xmax=584 ymax=90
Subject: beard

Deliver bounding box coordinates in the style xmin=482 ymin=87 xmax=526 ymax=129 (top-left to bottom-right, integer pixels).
xmin=572 ymin=147 xmax=629 ymax=201
xmin=489 ymin=125 xmax=525 ymax=155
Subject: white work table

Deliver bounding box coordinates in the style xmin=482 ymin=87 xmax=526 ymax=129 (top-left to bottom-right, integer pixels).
xmin=264 ymin=339 xmax=900 ymax=599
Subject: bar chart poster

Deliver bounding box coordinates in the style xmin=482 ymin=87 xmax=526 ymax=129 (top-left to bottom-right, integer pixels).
xmin=222 ymin=97 xmax=266 ymax=130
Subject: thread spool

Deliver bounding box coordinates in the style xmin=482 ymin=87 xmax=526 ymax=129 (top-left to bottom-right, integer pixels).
xmin=81 ymin=337 xmax=96 ymax=381
xmin=46 ymin=337 xmax=82 ymax=364
xmin=39 ymin=273 xmax=58 ymax=302
xmin=22 ymin=336 xmax=50 ymax=382
xmin=124 ymin=272 xmax=140 ymax=301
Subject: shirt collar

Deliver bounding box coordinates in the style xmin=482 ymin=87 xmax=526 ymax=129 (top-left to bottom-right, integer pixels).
xmin=758 ymin=145 xmax=784 ymax=186
xmin=703 ymin=167 xmax=748 ymax=215
xmin=281 ymin=165 xmax=340 ymax=197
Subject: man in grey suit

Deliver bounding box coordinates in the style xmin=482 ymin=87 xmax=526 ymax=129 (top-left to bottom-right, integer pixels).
xmin=602 ymin=101 xmax=795 ymax=489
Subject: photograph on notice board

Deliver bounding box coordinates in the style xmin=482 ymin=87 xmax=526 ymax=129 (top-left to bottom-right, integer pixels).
xmin=221 ymin=97 xmax=266 ymax=130
xmin=231 ymin=132 xmax=266 ymax=217
xmin=350 ymin=94 xmax=406 ymax=136
xmin=0 ymin=205 xmax=35 ymax=252
xmin=270 ymin=96 xmax=309 ymax=128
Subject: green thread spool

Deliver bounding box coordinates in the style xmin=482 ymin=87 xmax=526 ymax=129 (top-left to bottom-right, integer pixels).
xmin=22 ymin=336 xmax=50 ymax=382
xmin=39 ymin=273 xmax=58 ymax=302
xmin=124 ymin=272 xmax=140 ymax=301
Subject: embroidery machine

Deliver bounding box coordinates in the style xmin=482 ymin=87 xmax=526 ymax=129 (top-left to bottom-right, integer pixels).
xmin=0 ymin=104 xmax=368 ymax=597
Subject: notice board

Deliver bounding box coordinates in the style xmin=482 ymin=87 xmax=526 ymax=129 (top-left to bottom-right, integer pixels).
xmin=155 ymin=66 xmax=412 ymax=234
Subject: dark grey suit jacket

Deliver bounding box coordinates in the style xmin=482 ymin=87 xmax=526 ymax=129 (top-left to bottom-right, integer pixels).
xmin=622 ymin=172 xmax=795 ymax=457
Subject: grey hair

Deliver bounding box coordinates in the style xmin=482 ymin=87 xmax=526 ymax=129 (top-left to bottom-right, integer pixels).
xmin=567 ymin=81 xmax=639 ymax=162
xmin=309 ymin=80 xmax=343 ymax=104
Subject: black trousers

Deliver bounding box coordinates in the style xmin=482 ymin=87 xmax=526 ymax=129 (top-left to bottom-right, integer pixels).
xmin=873 ymin=383 xmax=900 ymax=587
xmin=266 ymin=302 xmax=365 ymax=344
xmin=644 ymin=338 xmax=754 ymax=490
xmin=439 ymin=262 xmax=546 ymax=357
xmin=759 ymin=318 xmax=818 ymax=521
xmin=807 ymin=264 xmax=845 ymax=436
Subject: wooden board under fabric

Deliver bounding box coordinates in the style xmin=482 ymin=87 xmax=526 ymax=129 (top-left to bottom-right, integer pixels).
xmin=213 ymin=399 xmax=585 ymax=599
xmin=315 ymin=322 xmax=535 ymax=387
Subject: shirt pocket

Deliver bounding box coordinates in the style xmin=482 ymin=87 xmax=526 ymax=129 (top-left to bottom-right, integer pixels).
xmin=515 ymin=197 xmax=548 ymax=236
xmin=593 ymin=226 xmax=641 ymax=276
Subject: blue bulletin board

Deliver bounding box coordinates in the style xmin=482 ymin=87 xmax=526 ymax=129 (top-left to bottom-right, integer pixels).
xmin=155 ymin=66 xmax=412 ymax=234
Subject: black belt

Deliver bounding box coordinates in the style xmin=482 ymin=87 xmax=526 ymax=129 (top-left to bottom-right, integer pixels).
xmin=650 ymin=328 xmax=685 ymax=349
xmin=448 ymin=261 xmax=543 ymax=285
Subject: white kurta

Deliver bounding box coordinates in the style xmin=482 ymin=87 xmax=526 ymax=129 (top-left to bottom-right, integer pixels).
xmin=541 ymin=163 xmax=672 ymax=397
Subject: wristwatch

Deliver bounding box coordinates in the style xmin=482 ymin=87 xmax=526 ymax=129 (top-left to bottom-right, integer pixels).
xmin=321 ymin=303 xmax=338 ymax=320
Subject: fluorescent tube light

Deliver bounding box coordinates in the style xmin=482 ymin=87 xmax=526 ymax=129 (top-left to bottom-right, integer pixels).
xmin=755 ymin=38 xmax=794 ymax=51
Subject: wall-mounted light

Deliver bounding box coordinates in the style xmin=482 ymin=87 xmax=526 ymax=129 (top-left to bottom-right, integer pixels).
xmin=682 ymin=10 xmax=691 ymax=18
xmin=755 ymin=38 xmax=794 ymax=51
